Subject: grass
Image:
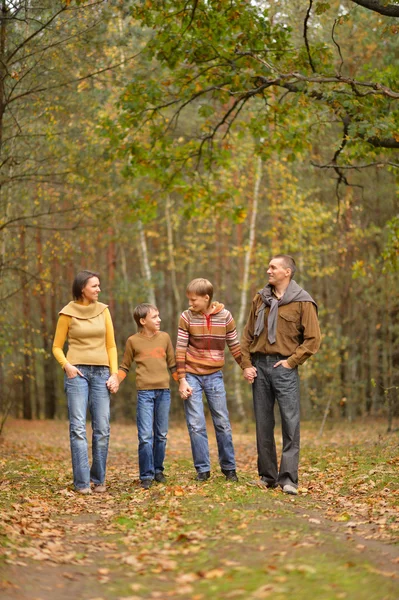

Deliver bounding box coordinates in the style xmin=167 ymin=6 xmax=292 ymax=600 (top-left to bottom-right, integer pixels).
xmin=0 ymin=418 xmax=398 ymax=599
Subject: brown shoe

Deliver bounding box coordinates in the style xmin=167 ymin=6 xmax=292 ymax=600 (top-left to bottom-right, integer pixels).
xmin=93 ymin=484 xmax=107 ymax=493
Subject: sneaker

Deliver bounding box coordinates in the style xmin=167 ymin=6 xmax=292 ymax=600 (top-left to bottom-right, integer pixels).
xmin=93 ymin=484 xmax=107 ymax=493
xmin=154 ymin=472 xmax=166 ymax=483
xmin=140 ymin=479 xmax=152 ymax=490
xmin=196 ymin=471 xmax=210 ymax=481
xmin=283 ymin=484 xmax=298 ymax=495
xmin=222 ymin=469 xmax=238 ymax=482
xmin=76 ymin=487 xmax=91 ymax=495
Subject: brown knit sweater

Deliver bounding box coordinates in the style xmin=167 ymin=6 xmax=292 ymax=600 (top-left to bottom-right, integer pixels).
xmin=118 ymin=331 xmax=177 ymax=390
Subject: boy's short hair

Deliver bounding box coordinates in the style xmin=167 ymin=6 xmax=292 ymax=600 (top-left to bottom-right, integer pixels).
xmin=271 ymin=254 xmax=296 ymax=279
xmin=186 ymin=278 xmax=213 ymax=302
xmin=134 ymin=303 xmax=158 ymax=330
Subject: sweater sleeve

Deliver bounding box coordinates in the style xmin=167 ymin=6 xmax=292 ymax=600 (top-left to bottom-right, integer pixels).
xmin=286 ymin=303 xmax=321 ymax=368
xmin=52 ymin=314 xmax=71 ymax=369
xmin=225 ymin=311 xmax=242 ymax=367
xmin=240 ymin=296 xmax=257 ymax=369
xmin=176 ymin=312 xmax=190 ymax=380
xmin=104 ymin=309 xmax=118 ymax=374
xmin=165 ymin=334 xmax=178 ymax=382
xmin=118 ymin=337 xmax=135 ymax=382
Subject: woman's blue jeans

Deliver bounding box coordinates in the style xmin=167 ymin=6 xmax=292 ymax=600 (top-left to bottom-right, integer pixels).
xmin=64 ymin=365 xmax=110 ymax=490
xmin=136 ymin=388 xmax=171 ymax=481
xmin=184 ymin=371 xmax=236 ymax=474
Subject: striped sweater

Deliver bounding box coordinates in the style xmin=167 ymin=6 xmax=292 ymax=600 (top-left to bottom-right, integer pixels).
xmin=176 ymin=302 xmax=242 ymax=379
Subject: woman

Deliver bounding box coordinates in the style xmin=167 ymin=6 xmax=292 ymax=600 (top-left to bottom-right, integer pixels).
xmin=53 ymin=270 xmax=119 ymax=494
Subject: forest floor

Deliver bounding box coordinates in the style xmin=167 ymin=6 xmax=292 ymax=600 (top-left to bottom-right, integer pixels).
xmin=0 ymin=418 xmax=398 ymax=600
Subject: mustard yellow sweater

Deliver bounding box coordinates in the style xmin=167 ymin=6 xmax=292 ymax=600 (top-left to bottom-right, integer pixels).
xmin=52 ymin=301 xmax=118 ymax=373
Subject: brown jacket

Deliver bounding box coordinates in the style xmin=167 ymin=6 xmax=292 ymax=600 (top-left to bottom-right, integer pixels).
xmin=241 ymin=293 xmax=321 ymax=369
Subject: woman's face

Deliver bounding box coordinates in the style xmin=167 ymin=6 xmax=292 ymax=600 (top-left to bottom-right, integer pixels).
xmin=81 ymin=276 xmax=101 ymax=303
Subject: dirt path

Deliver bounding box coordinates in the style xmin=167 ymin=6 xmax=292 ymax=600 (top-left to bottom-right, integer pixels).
xmin=1 ymin=420 xmax=398 ymax=600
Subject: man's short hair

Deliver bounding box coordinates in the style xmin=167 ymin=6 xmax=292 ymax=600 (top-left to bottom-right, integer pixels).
xmin=133 ymin=303 xmax=158 ymax=330
xmin=72 ymin=270 xmax=99 ymax=300
xmin=186 ymin=278 xmax=213 ymax=302
xmin=271 ymin=255 xmax=296 ymax=279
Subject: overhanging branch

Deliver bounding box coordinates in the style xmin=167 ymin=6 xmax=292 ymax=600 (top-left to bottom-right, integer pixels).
xmin=349 ymin=0 xmax=399 ymax=17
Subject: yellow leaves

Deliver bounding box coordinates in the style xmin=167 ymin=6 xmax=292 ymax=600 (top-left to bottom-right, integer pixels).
xmin=201 ymin=567 xmax=225 ymax=579
xmin=334 ymin=512 xmax=351 ymax=522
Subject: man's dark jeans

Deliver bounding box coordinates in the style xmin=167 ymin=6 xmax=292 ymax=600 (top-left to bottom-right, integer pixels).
xmin=252 ymin=353 xmax=300 ymax=488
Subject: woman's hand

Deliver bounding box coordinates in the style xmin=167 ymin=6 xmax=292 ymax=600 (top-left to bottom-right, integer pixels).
xmin=64 ymin=363 xmax=83 ymax=379
xmin=106 ymin=374 xmax=119 ymax=394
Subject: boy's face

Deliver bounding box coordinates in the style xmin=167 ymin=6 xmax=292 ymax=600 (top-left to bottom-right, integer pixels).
xmin=187 ymin=293 xmax=210 ymax=313
xmin=140 ymin=308 xmax=161 ymax=334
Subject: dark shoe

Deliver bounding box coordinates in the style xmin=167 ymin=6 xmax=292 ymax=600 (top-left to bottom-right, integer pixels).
xmin=154 ymin=472 xmax=166 ymax=483
xmin=196 ymin=471 xmax=210 ymax=481
xmin=140 ymin=479 xmax=152 ymax=490
xmin=222 ymin=469 xmax=238 ymax=482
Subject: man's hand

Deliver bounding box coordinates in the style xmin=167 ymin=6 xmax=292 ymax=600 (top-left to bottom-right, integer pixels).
xmin=179 ymin=378 xmax=193 ymax=399
xmin=273 ymin=360 xmax=292 ymax=369
xmin=243 ymin=366 xmax=257 ymax=383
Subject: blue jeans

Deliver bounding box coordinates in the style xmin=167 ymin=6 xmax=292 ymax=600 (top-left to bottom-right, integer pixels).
xmin=184 ymin=371 xmax=236 ymax=474
xmin=137 ymin=389 xmax=171 ymax=481
xmin=64 ymin=365 xmax=110 ymax=490
xmin=252 ymin=353 xmax=300 ymax=488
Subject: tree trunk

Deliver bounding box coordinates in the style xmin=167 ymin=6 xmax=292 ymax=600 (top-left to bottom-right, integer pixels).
xmin=107 ymin=229 xmax=116 ymax=316
xmin=20 ymin=226 xmax=32 ymax=419
xmin=165 ymin=194 xmax=181 ymax=328
xmin=36 ymin=230 xmax=57 ymax=419
xmin=233 ymin=155 xmax=262 ymax=422
xmin=138 ymin=219 xmax=156 ymax=305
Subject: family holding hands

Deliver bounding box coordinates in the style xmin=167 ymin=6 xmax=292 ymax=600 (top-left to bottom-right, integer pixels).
xmin=53 ymin=256 xmax=321 ymax=496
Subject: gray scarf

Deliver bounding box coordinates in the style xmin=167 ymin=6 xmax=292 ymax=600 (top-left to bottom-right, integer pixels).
xmin=254 ymin=280 xmax=317 ymax=343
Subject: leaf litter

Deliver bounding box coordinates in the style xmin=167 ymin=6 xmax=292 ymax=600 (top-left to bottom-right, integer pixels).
xmin=0 ymin=418 xmax=398 ymax=599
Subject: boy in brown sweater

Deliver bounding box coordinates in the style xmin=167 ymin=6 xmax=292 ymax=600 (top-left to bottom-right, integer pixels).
xmin=117 ymin=303 xmax=178 ymax=489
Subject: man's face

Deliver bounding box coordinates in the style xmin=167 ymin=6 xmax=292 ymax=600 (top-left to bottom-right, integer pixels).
xmin=267 ymin=258 xmax=291 ymax=286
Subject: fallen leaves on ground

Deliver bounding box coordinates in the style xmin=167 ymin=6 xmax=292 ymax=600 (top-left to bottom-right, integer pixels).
xmin=0 ymin=418 xmax=398 ymax=599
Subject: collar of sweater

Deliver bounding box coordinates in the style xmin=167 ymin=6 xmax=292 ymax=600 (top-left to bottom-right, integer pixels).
xmin=59 ymin=301 xmax=108 ymax=319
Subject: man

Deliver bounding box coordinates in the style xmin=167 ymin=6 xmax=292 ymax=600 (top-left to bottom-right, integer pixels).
xmin=241 ymin=255 xmax=321 ymax=495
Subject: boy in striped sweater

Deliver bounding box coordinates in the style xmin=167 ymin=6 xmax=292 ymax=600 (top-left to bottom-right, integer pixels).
xmin=176 ymin=278 xmax=242 ymax=481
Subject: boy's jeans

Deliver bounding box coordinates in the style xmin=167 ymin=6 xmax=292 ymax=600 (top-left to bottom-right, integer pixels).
xmin=65 ymin=365 xmax=111 ymax=490
xmin=137 ymin=389 xmax=171 ymax=481
xmin=184 ymin=371 xmax=236 ymax=474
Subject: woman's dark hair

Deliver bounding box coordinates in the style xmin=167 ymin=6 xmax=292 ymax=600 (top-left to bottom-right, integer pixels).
xmin=72 ymin=270 xmax=100 ymax=300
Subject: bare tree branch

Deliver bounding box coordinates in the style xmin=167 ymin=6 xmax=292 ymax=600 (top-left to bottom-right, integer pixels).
xmin=349 ymin=0 xmax=399 ymax=17
xmin=304 ymin=0 xmax=316 ymax=73
xmin=311 ymin=160 xmax=399 ymax=169
xmin=367 ymin=136 xmax=399 ymax=148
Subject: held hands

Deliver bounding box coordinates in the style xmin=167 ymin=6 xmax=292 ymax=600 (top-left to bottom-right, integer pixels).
xmin=243 ymin=366 xmax=257 ymax=384
xmin=179 ymin=378 xmax=193 ymax=400
xmin=106 ymin=373 xmax=120 ymax=394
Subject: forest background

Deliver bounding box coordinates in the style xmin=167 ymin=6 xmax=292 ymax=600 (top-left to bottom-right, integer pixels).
xmin=0 ymin=0 xmax=398 ymax=428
